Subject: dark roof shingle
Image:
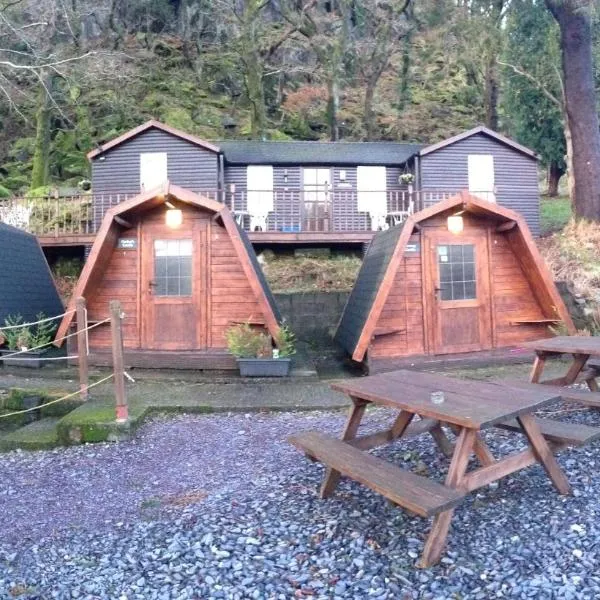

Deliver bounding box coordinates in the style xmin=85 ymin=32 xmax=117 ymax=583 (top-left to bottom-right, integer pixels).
xmin=334 ymin=224 xmax=405 ymax=356
xmin=0 ymin=223 xmax=64 ymax=324
xmin=218 ymin=141 xmax=423 ymax=165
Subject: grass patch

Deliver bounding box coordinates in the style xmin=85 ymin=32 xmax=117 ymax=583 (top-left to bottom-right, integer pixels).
xmin=540 ymin=196 xmax=571 ymax=236
xmin=262 ymin=255 xmax=361 ymax=293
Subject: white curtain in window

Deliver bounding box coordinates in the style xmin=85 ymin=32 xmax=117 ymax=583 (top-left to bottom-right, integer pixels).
xmin=357 ymin=166 xmax=387 ymax=214
xmin=140 ymin=152 xmax=168 ymax=191
xmin=247 ymin=165 xmax=274 ymax=214
xmin=468 ymin=155 xmax=496 ymax=202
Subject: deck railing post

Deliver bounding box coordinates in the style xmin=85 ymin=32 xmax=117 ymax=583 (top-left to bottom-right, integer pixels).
xmin=76 ymin=297 xmax=89 ymax=401
xmin=110 ymin=300 xmax=128 ymax=422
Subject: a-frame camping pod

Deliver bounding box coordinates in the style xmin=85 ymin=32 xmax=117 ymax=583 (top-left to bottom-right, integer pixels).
xmin=55 ymin=182 xmax=281 ymax=369
xmin=335 ymin=191 xmax=575 ymax=372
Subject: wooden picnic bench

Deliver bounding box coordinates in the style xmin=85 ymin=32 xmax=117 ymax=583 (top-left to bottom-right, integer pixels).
xmin=289 ymin=369 xmax=600 ymax=567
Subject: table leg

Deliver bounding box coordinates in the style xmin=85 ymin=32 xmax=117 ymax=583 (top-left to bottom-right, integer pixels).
xmin=516 ymin=413 xmax=571 ymax=495
xmin=529 ymin=351 xmax=547 ymax=383
xmin=429 ymin=423 xmax=454 ymax=458
xmin=562 ymin=354 xmax=590 ymax=386
xmin=419 ymin=428 xmax=476 ymax=568
xmin=448 ymin=424 xmax=495 ymax=467
xmin=320 ymin=397 xmax=368 ymax=498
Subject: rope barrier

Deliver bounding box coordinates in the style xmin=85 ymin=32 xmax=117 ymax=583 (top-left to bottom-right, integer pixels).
xmin=0 ymin=310 xmax=75 ymax=331
xmin=0 ymin=374 xmax=115 ymax=419
xmin=0 ymin=318 xmax=110 ymax=361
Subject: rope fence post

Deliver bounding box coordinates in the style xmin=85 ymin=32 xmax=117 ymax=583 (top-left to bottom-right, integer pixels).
xmin=110 ymin=300 xmax=128 ymax=422
xmin=76 ymin=297 xmax=89 ymax=401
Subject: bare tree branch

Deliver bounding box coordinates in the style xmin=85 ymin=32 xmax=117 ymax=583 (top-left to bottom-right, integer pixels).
xmin=498 ymin=59 xmax=562 ymax=107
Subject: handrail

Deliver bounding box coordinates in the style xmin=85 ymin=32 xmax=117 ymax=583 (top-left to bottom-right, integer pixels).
xmin=1 ymin=189 xmax=473 ymax=237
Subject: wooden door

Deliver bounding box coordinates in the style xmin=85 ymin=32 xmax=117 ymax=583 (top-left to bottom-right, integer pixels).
xmin=141 ymin=223 xmax=206 ymax=350
xmin=425 ymin=231 xmax=492 ymax=355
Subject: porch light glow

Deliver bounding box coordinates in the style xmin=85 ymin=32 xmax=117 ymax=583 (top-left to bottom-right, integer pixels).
xmin=166 ymin=208 xmax=183 ymax=228
xmin=447 ymin=215 xmax=464 ymax=234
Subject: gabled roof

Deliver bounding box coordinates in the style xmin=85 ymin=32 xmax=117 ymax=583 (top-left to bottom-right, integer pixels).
xmin=0 ymin=223 xmax=64 ymax=323
xmin=87 ymin=120 xmax=221 ymax=160
xmin=217 ymin=140 xmax=423 ymax=165
xmin=335 ymin=191 xmax=574 ymax=362
xmin=418 ymin=125 xmax=538 ymax=159
xmin=54 ymin=182 xmax=281 ymax=344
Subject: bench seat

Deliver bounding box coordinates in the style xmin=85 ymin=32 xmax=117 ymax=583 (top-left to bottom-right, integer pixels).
xmin=288 ymin=430 xmax=465 ymax=518
xmin=496 ymin=416 xmax=600 ymax=446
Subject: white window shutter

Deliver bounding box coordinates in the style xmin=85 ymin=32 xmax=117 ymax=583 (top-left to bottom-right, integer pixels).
xmin=468 ymin=155 xmax=495 ymax=202
xmin=247 ymin=166 xmax=274 ymax=214
xmin=140 ymin=152 xmax=168 ymax=191
xmin=357 ymin=166 xmax=387 ymax=214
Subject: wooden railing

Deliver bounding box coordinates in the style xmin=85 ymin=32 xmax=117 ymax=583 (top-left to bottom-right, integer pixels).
xmin=1 ymin=189 xmax=465 ymax=238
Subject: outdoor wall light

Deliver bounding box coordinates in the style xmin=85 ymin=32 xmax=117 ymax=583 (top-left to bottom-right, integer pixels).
xmin=165 ymin=200 xmax=183 ymax=228
xmin=447 ymin=214 xmax=464 ymax=234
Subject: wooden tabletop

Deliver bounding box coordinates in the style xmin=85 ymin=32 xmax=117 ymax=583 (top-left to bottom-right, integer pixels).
xmin=331 ymin=370 xmax=562 ymax=430
xmin=522 ymin=336 xmax=600 ymax=356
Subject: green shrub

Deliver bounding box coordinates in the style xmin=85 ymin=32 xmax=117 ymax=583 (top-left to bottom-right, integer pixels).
xmin=225 ymin=323 xmax=272 ymax=358
xmin=275 ymin=324 xmax=296 ymax=357
xmin=1 ymin=313 xmax=57 ymax=350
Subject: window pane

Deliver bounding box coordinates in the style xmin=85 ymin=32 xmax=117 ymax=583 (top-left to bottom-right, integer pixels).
xmin=155 ymin=278 xmax=168 ymax=296
xmin=179 ymin=240 xmax=192 ymax=256
xmin=155 ymin=256 xmax=167 ymax=277
xmin=179 ymin=257 xmax=192 ymax=277
xmin=179 ymin=277 xmax=192 ymax=296
xmin=166 ymin=277 xmax=180 ymax=295
xmin=437 ymin=243 xmax=476 ymax=302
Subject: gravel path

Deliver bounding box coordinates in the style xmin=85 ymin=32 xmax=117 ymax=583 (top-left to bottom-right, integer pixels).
xmin=2 ymin=407 xmax=600 ymax=599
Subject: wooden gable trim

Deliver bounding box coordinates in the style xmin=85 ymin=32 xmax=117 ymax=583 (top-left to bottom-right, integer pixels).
xmin=219 ymin=210 xmax=281 ymax=342
xmin=418 ymin=125 xmax=538 ymax=159
xmin=87 ymin=120 xmax=221 ymax=160
xmin=54 ymin=218 xmax=120 ymax=345
xmin=352 ymin=219 xmax=416 ymax=362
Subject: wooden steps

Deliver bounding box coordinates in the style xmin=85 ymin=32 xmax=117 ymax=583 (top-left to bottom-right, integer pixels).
xmin=288 ymin=431 xmax=465 ymax=518
xmin=504 ymin=380 xmax=600 ymax=408
xmin=496 ymin=416 xmax=600 ymax=446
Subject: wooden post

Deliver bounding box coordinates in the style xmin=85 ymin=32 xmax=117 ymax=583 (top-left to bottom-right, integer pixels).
xmin=76 ymin=297 xmax=89 ymax=401
xmin=110 ymin=300 xmax=128 ymax=422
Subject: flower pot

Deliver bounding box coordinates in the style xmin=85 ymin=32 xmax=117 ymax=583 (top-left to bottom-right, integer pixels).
xmin=237 ymin=357 xmax=292 ymax=377
xmin=0 ymin=348 xmax=48 ymax=368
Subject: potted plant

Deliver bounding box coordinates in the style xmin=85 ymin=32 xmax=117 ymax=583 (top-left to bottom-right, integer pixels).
xmin=225 ymin=322 xmax=296 ymax=377
xmin=0 ymin=313 xmax=57 ymax=368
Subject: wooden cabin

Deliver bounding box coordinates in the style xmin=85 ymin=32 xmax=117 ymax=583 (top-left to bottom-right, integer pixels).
xmin=335 ymin=192 xmax=574 ymax=372
xmin=55 ymin=183 xmax=281 ymax=369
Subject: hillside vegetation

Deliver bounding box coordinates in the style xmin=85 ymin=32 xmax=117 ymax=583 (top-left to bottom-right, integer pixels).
xmin=0 ymin=1 xmax=598 ymax=196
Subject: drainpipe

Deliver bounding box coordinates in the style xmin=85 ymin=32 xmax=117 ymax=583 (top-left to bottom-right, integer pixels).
xmin=414 ymin=154 xmax=421 ymax=210
xmin=218 ymin=153 xmax=225 ymax=204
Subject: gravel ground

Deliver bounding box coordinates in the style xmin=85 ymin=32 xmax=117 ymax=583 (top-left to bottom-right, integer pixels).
xmin=2 ymin=406 xmax=600 ymax=599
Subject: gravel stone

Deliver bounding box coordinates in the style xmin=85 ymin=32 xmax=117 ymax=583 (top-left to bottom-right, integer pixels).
xmin=2 ymin=405 xmax=600 ymax=598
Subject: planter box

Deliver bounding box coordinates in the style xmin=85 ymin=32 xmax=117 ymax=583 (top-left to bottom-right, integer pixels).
xmin=237 ymin=358 xmax=292 ymax=377
xmin=0 ymin=348 xmax=48 ymax=368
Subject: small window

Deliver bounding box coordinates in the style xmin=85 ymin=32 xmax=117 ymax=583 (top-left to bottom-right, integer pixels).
xmin=438 ymin=244 xmax=476 ymax=301
xmin=153 ymin=239 xmax=192 ymax=296
xmin=140 ymin=152 xmax=168 ymax=191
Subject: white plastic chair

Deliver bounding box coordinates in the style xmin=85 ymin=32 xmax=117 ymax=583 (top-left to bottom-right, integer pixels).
xmin=250 ymin=214 xmax=269 ymax=232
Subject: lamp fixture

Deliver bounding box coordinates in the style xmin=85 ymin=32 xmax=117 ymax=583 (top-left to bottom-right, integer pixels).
xmin=165 ymin=200 xmax=183 ymax=228
xmin=447 ymin=214 xmax=464 ymax=234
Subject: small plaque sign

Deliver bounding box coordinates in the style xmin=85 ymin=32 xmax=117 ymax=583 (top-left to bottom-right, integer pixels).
xmin=118 ymin=238 xmax=137 ymax=249
xmin=405 ymin=243 xmax=420 ymax=253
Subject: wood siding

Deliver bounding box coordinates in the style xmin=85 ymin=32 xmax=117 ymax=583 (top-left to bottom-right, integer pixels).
xmin=419 ymin=133 xmax=540 ymax=235
xmin=365 ymin=214 xmax=550 ymax=361
xmin=84 ymin=205 xmax=266 ymax=353
xmin=91 ymin=128 xmax=219 ymax=228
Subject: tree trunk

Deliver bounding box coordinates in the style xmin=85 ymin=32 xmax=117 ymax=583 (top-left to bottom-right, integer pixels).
xmin=363 ymin=81 xmax=376 ymax=140
xmin=547 ymin=161 xmax=565 ymax=197
xmin=30 ymin=80 xmax=52 ymax=191
xmin=327 ymin=77 xmax=340 ymax=141
xmin=484 ymin=56 xmax=499 ymax=131
xmin=243 ymin=49 xmax=267 ymax=139
xmin=546 ymin=0 xmax=600 ymax=220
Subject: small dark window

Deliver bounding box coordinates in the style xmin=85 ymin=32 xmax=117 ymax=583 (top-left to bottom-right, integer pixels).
xmin=437 ymin=244 xmax=476 ymax=301
xmin=154 ymin=240 xmax=192 ymax=297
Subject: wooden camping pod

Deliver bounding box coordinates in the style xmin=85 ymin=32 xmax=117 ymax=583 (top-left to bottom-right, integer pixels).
xmin=55 ymin=182 xmax=281 ymax=370
xmin=335 ymin=192 xmax=575 ymax=371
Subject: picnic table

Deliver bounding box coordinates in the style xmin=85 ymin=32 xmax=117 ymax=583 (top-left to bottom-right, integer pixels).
xmin=289 ymin=369 xmax=600 ymax=567
xmin=520 ymin=336 xmax=600 ymax=408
